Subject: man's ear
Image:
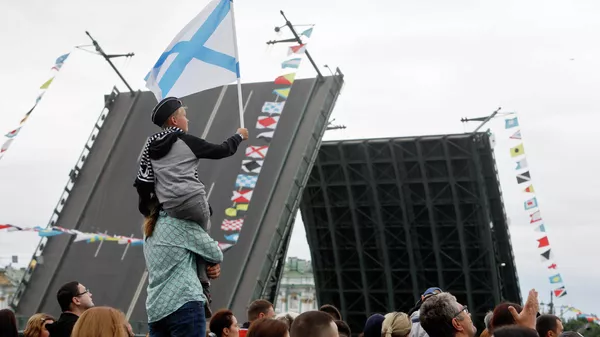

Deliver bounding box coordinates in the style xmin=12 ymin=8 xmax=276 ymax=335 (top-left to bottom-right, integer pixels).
xmin=452 ymin=318 xmax=464 ymax=332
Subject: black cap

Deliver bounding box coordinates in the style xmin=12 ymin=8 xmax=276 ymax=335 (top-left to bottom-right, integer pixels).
xmin=151 ymin=97 xmax=182 ymax=127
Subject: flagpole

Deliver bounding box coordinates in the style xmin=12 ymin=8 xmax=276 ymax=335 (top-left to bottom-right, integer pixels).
xmin=229 ymin=0 xmax=244 ymax=128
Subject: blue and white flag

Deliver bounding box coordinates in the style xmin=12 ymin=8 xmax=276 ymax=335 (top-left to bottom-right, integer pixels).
xmin=145 ymin=0 xmax=240 ymax=101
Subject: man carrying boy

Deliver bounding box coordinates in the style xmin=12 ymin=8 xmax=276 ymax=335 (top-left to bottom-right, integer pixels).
xmin=134 ymin=96 xmax=248 ymax=317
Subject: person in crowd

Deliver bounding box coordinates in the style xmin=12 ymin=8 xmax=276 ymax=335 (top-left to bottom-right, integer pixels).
xmin=382 ymin=312 xmax=412 ymax=337
xmin=489 ymin=303 xmax=522 ymax=333
xmin=483 ymin=311 xmax=493 ymax=331
xmin=241 ymin=300 xmax=276 ymax=329
xmin=290 ymin=310 xmax=338 ymax=337
xmin=46 ymin=281 xmax=94 ymax=337
xmin=247 ymin=318 xmax=289 ymax=337
xmin=208 ymin=309 xmax=240 ymax=337
xmin=134 ymin=96 xmax=248 ymax=318
xmin=536 ymin=314 xmax=564 ymax=337
xmin=362 ymin=314 xmax=385 ymax=337
xmin=71 ymin=306 xmax=133 ymax=337
xmin=418 ymin=292 xmax=476 ymax=337
xmin=0 ymin=308 xmax=19 ymax=337
xmin=320 ymin=304 xmax=342 ymax=321
xmin=143 ymin=211 xmax=223 ymax=337
xmin=492 ymin=326 xmax=539 ymax=337
xmin=408 ymin=287 xmax=442 ymax=337
xmin=24 ymin=313 xmax=55 ymax=337
xmin=334 ymin=320 xmax=351 ymax=337
xmin=275 ymin=312 xmax=299 ymax=331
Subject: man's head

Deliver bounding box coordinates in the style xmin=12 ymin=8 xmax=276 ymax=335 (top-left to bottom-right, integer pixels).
xmin=320 ymin=304 xmax=342 ymax=321
xmin=536 ymin=315 xmax=563 ymax=337
xmin=57 ymin=281 xmax=94 ymax=315
xmin=421 ymin=287 xmax=443 ymax=302
xmin=247 ymin=299 xmax=275 ymax=323
xmin=290 ymin=311 xmax=338 ymax=337
xmin=419 ymin=292 xmax=476 ymax=337
xmin=335 ymin=320 xmax=351 ymax=337
xmin=151 ymin=97 xmax=188 ymax=132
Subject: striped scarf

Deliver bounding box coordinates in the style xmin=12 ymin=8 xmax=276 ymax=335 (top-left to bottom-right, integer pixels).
xmin=136 ymin=127 xmax=183 ymax=184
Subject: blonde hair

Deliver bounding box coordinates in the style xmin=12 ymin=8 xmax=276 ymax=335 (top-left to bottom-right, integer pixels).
xmin=381 ymin=312 xmax=411 ymax=337
xmin=71 ymin=307 xmax=130 ymax=337
xmin=24 ymin=313 xmax=55 ymax=337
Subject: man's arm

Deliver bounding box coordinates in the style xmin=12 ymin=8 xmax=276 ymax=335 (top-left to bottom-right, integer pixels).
xmin=184 ymin=224 xmax=224 ymax=264
xmin=178 ymin=128 xmax=248 ymax=160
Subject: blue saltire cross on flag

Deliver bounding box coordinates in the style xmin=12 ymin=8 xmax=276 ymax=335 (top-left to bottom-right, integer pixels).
xmin=145 ymin=0 xmax=240 ymax=101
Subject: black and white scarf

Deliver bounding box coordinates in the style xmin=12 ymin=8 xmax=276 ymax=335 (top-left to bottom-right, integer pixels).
xmin=136 ymin=127 xmax=184 ymax=184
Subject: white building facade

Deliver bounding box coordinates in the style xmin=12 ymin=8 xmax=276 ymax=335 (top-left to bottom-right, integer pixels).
xmin=275 ymin=257 xmax=317 ymax=314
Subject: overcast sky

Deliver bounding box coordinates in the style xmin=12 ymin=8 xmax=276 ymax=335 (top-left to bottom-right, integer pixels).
xmin=1 ymin=0 xmax=599 ymax=316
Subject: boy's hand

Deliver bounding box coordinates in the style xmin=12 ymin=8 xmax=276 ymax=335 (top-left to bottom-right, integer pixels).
xmin=237 ymin=128 xmax=249 ymax=140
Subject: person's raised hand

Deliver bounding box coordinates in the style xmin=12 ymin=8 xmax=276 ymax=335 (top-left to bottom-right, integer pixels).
xmin=509 ymin=289 xmax=539 ymax=329
xmin=237 ymin=128 xmax=249 ymax=140
xmin=207 ymin=264 xmax=221 ymax=279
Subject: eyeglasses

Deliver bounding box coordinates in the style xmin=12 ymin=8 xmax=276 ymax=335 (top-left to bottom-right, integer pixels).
xmin=76 ymin=288 xmax=90 ymax=297
xmin=454 ymin=306 xmax=469 ymax=318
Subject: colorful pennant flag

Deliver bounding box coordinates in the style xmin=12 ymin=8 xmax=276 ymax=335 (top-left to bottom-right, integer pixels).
xmin=242 ymin=160 xmax=263 ymax=174
xmin=537 ymin=236 xmax=550 ymax=248
xmin=5 ymin=128 xmax=21 ymax=139
xmin=282 ymin=58 xmax=302 ymax=69
xmin=235 ymin=174 xmax=258 ymax=189
xmin=505 ymin=117 xmax=519 ymax=129
xmin=51 ymin=53 xmax=70 ymax=71
xmin=530 ymin=211 xmax=542 ymax=223
xmin=273 ymin=88 xmax=290 ymax=99
xmin=510 ymin=130 xmax=522 ymax=139
xmin=246 ymin=145 xmax=268 ymax=159
xmin=225 ymin=233 xmax=239 ymax=242
xmin=232 ymin=189 xmax=253 ymax=203
xmin=524 ymin=185 xmax=535 ymax=193
xmin=516 ymin=171 xmax=531 ymax=184
xmin=256 ymin=116 xmax=279 ymax=129
xmin=534 ymin=224 xmax=546 ymax=232
xmin=224 ymin=204 xmax=249 ymax=217
xmin=516 ymin=158 xmax=528 ymax=170
xmin=524 ymin=197 xmax=538 ymax=210
xmin=549 ymin=274 xmax=563 ymax=284
xmin=510 ymin=144 xmax=525 ymax=157
xmin=548 ymin=263 xmax=557 ymax=269
xmin=540 ymin=249 xmax=553 ymax=261
xmin=40 ymin=77 xmax=55 ymax=89
xmin=221 ymin=219 xmax=244 ymax=231
xmin=274 ymin=73 xmax=296 ymax=85
xmin=300 ymin=27 xmax=313 ymax=38
xmin=257 ymin=131 xmax=274 ymax=142
xmin=219 ymin=242 xmax=234 ymax=251
xmin=262 ymin=101 xmax=286 ymax=114
xmin=288 ymin=44 xmax=306 ymax=55
xmin=554 ymin=286 xmax=566 ymax=298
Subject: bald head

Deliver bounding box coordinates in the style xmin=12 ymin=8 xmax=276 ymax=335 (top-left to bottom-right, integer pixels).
xmin=291 ymin=311 xmax=338 ymax=337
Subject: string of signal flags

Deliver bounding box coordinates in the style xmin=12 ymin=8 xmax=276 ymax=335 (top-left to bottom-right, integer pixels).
xmin=504 ymin=115 xmax=567 ymax=299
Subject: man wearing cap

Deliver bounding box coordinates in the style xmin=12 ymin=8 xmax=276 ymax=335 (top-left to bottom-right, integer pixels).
xmin=408 ymin=287 xmax=443 ymax=337
xmin=134 ymin=96 xmax=248 ymax=319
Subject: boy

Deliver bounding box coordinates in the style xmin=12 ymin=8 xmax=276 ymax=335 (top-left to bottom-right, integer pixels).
xmin=134 ymin=97 xmax=248 ymax=317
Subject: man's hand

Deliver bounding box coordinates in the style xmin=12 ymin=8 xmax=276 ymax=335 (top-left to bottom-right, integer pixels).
xmin=509 ymin=289 xmax=539 ymax=329
xmin=237 ymin=128 xmax=249 ymax=140
xmin=207 ymin=264 xmax=221 ymax=279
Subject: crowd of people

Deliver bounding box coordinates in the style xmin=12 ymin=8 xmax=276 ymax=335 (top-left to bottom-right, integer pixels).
xmin=0 ymin=282 xmax=586 ymax=337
